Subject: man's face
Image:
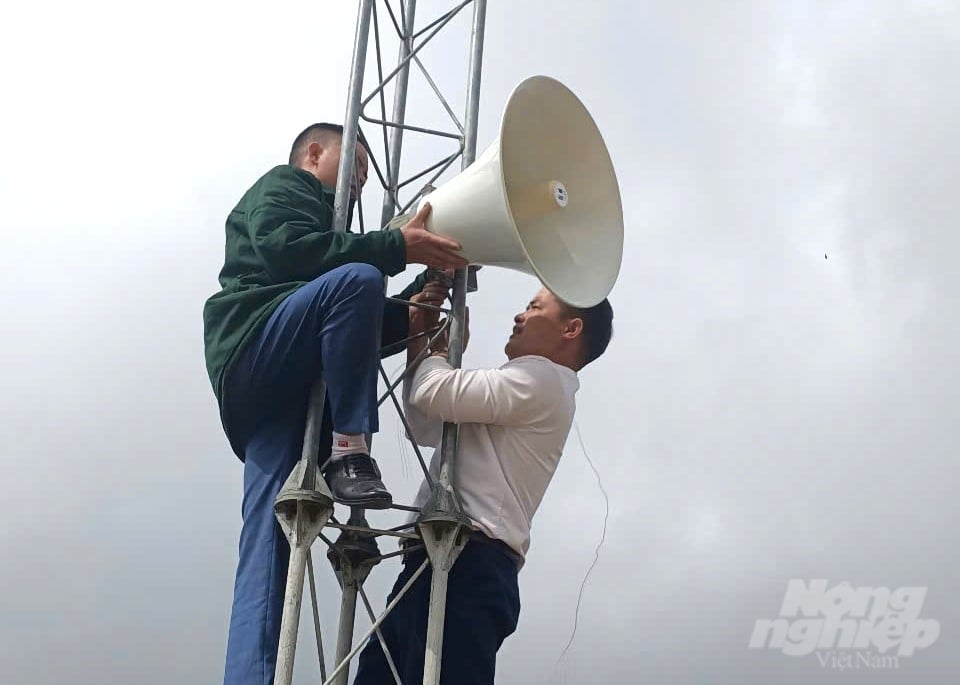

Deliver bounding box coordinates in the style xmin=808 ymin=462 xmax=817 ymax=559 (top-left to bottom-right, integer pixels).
xmin=310 ymin=140 xmax=369 ymax=200
xmin=504 ymin=288 xmax=575 ymax=360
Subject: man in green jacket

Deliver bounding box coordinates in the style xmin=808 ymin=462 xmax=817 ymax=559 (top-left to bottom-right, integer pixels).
xmin=203 ymin=123 xmax=466 ymax=685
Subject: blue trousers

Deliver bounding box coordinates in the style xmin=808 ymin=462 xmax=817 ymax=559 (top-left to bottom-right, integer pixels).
xmin=222 ymin=263 xmax=386 ymax=685
xmin=353 ymin=540 xmax=521 ymax=685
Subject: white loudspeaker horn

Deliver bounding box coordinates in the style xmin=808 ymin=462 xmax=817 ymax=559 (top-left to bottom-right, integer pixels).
xmin=420 ymin=75 xmax=623 ymax=308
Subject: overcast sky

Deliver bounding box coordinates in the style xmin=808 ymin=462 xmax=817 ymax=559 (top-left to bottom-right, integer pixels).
xmin=1 ymin=1 xmax=958 ymax=684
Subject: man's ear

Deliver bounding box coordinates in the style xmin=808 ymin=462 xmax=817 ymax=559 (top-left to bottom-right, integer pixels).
xmin=304 ymin=141 xmax=324 ymax=167
xmin=561 ymin=317 xmax=584 ymax=341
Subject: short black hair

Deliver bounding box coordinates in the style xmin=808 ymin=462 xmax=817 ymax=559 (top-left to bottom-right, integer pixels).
xmin=563 ymin=298 xmax=614 ymax=368
xmin=288 ymin=122 xmax=370 ymax=165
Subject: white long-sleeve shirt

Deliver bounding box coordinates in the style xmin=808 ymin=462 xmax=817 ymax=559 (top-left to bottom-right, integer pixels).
xmin=403 ymin=354 xmax=579 ymax=566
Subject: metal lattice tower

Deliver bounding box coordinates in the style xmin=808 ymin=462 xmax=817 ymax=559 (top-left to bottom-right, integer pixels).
xmin=272 ymin=2 xmax=487 ymax=684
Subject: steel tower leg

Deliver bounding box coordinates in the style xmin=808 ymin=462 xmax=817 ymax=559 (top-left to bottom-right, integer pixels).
xmin=418 ymin=3 xmax=487 ymax=684
xmin=272 ymin=2 xmax=488 ymax=683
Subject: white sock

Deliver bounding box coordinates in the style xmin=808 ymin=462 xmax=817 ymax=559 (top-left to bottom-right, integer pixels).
xmin=330 ymin=432 xmax=369 ymax=461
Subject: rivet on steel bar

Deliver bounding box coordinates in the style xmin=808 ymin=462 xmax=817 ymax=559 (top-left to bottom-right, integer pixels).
xmin=418 ymin=3 xmax=487 ymax=685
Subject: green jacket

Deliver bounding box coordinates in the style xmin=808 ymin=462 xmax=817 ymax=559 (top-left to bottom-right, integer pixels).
xmin=203 ymin=165 xmax=425 ymax=451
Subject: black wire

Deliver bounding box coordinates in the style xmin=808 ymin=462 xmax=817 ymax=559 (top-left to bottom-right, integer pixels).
xmin=556 ymin=419 xmax=609 ymax=670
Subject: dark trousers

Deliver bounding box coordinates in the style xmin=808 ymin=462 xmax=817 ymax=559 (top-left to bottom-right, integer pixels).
xmin=222 ymin=263 xmax=386 ymax=685
xmin=353 ymin=539 xmax=522 ymax=685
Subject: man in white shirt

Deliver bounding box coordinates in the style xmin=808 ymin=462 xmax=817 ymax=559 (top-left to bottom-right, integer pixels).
xmin=353 ymin=283 xmax=614 ymax=685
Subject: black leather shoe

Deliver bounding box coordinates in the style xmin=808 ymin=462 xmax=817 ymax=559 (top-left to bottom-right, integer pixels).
xmin=323 ymin=454 xmax=393 ymax=509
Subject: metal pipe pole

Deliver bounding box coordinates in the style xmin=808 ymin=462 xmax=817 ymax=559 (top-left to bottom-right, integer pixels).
xmin=274 ymin=390 xmax=335 ymax=685
xmin=334 ymin=0 xmax=375 ymax=233
xmin=332 ymin=581 xmax=359 ymax=685
xmin=435 ymin=0 xmax=486 ymax=496
xmin=274 ymin=484 xmax=332 ymax=685
xmin=461 ymin=0 xmax=487 ymax=169
xmin=277 ymin=4 xmax=375 ymax=684
xmin=274 ymin=535 xmax=311 ymax=685
xmin=302 ymin=382 xmax=326 ymax=486
xmin=307 ymin=551 xmax=328 ymax=681
xmin=419 ymin=520 xmax=467 ymax=685
xmin=421 ymin=7 xmax=487 ymax=685
xmin=322 ymin=559 xmax=430 ymax=685
xmin=422 ymin=562 xmax=451 ymax=683
xmin=379 ymin=0 xmax=418 ymax=228
xmin=322 ymin=6 xmax=377 ymax=684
